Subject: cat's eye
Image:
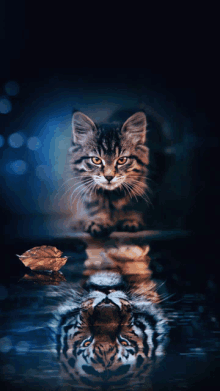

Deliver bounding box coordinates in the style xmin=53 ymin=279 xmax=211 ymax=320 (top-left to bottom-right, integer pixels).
xmin=117 ymin=157 xmax=127 ymax=165
xmin=91 ymin=157 xmax=102 ymax=165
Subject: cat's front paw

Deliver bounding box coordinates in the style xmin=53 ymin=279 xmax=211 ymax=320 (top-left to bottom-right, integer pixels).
xmin=118 ymin=219 xmax=144 ymax=232
xmin=84 ymin=220 xmax=114 ymax=238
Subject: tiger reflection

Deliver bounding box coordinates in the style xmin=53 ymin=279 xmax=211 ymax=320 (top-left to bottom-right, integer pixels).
xmin=49 ymin=245 xmax=169 ymax=389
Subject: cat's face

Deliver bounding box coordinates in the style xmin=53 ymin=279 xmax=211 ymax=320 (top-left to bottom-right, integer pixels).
xmin=71 ymin=111 xmax=149 ymax=194
xmin=79 ymin=152 xmax=141 ymax=192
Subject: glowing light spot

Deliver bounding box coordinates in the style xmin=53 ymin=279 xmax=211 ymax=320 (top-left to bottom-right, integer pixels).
xmin=0 ymin=135 xmax=5 ymax=147
xmin=9 ymin=160 xmax=27 ymax=175
xmin=15 ymin=341 xmax=30 ymax=354
xmin=0 ymin=337 xmax=13 ymax=353
xmin=0 ymin=97 xmax=12 ymax=114
xmin=4 ymin=81 xmax=20 ymax=96
xmin=0 ymin=285 xmax=8 ymax=300
xmin=8 ymin=132 xmax=25 ymax=148
xmin=27 ymin=136 xmax=41 ymax=150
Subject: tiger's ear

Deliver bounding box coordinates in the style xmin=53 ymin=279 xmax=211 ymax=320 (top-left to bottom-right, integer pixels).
xmin=72 ymin=112 xmax=97 ymax=144
xmin=121 ymin=112 xmax=147 ymax=144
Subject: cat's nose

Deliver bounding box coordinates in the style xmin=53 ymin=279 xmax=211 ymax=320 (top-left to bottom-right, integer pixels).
xmin=105 ymin=175 xmax=114 ymax=182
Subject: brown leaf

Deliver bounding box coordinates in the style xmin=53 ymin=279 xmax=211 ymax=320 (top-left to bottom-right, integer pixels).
xmin=17 ymin=245 xmax=68 ymax=271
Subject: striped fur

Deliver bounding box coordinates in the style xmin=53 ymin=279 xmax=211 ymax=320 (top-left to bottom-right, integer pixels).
xmin=68 ymin=111 xmax=150 ymax=236
xmin=48 ymin=246 xmax=169 ymax=390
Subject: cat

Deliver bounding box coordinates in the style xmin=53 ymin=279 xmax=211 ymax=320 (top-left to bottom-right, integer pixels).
xmin=68 ymin=111 xmax=150 ymax=237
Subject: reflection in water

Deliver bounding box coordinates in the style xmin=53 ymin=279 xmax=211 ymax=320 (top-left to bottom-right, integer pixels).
xmin=1 ymin=238 xmax=219 ymax=391
xmin=47 ymin=244 xmax=169 ymax=390
xmin=0 ymin=243 xmax=170 ymax=391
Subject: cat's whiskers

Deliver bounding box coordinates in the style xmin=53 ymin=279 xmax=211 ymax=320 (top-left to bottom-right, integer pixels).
xmin=128 ymin=185 xmax=140 ymax=203
xmin=123 ymin=178 xmax=152 ymax=205
xmin=69 ymin=179 xmax=94 ymax=207
xmin=123 ymin=182 xmax=139 ymax=202
xmin=121 ymin=183 xmax=132 ymax=200
xmin=56 ymin=173 xmax=91 ymax=196
xmin=119 ymin=176 xmax=139 ymax=200
xmin=82 ymin=181 xmax=96 ymax=203
xmin=131 ymin=183 xmax=149 ymax=201
xmin=71 ymin=182 xmax=93 ymax=212
xmin=76 ymin=181 xmax=95 ymax=212
xmin=134 ymin=183 xmax=151 ymax=201
xmin=84 ymin=182 xmax=97 ymax=205
xmin=130 ymin=175 xmax=154 ymax=194
xmin=70 ymin=179 xmax=94 ymax=199
xmin=78 ymin=181 xmax=98 ymax=211
xmin=157 ymin=292 xmax=175 ymax=304
xmin=56 ymin=177 xmax=76 ymax=194
xmin=59 ymin=181 xmax=84 ymax=201
xmin=131 ymin=179 xmax=148 ymax=191
xmin=56 ymin=177 xmax=89 ymax=200
xmin=129 ymin=178 xmax=151 ymax=198
xmin=130 ymin=181 xmax=149 ymax=191
xmin=72 ymin=179 xmax=94 ymax=202
xmin=129 ymin=174 xmax=150 ymax=182
xmin=131 ymin=183 xmax=152 ymax=205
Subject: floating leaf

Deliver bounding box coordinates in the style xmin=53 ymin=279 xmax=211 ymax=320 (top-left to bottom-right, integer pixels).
xmin=17 ymin=246 xmax=68 ymax=271
xmin=20 ymin=271 xmax=66 ymax=285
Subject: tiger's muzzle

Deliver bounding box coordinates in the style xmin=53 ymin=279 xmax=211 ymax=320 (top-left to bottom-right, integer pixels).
xmin=92 ymin=299 xmax=121 ymax=342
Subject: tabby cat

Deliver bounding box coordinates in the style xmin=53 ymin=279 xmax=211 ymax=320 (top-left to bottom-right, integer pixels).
xmin=48 ymin=245 xmax=169 ymax=390
xmin=69 ymin=111 xmax=150 ymax=237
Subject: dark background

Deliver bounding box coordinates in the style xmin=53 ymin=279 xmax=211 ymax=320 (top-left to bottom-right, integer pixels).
xmin=0 ymin=2 xmax=219 ymax=238
xmin=0 ymin=4 xmax=220 ymax=391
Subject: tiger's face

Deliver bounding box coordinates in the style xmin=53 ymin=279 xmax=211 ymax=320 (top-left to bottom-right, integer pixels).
xmin=55 ymin=287 xmax=168 ymax=388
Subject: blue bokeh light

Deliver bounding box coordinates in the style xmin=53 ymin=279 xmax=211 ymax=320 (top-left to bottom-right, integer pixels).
xmin=8 ymin=160 xmax=27 ymax=175
xmin=0 ymin=96 xmax=12 ymax=114
xmin=0 ymin=337 xmax=13 ymax=353
xmin=8 ymin=132 xmax=25 ymax=148
xmin=4 ymin=81 xmax=20 ymax=96
xmin=27 ymin=136 xmax=41 ymax=150
xmin=0 ymin=135 xmax=5 ymax=147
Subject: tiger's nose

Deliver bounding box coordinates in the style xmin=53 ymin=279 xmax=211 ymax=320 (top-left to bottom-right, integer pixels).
xmin=105 ymin=175 xmax=114 ymax=182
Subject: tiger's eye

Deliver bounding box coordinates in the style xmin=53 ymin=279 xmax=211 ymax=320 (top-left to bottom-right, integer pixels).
xmin=117 ymin=157 xmax=127 ymax=165
xmin=83 ymin=340 xmax=92 ymax=347
xmin=121 ymin=340 xmax=129 ymax=346
xmin=92 ymin=157 xmax=102 ymax=165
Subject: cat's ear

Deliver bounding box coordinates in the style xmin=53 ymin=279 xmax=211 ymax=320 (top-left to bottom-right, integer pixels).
xmin=72 ymin=112 xmax=97 ymax=144
xmin=121 ymin=112 xmax=147 ymax=144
